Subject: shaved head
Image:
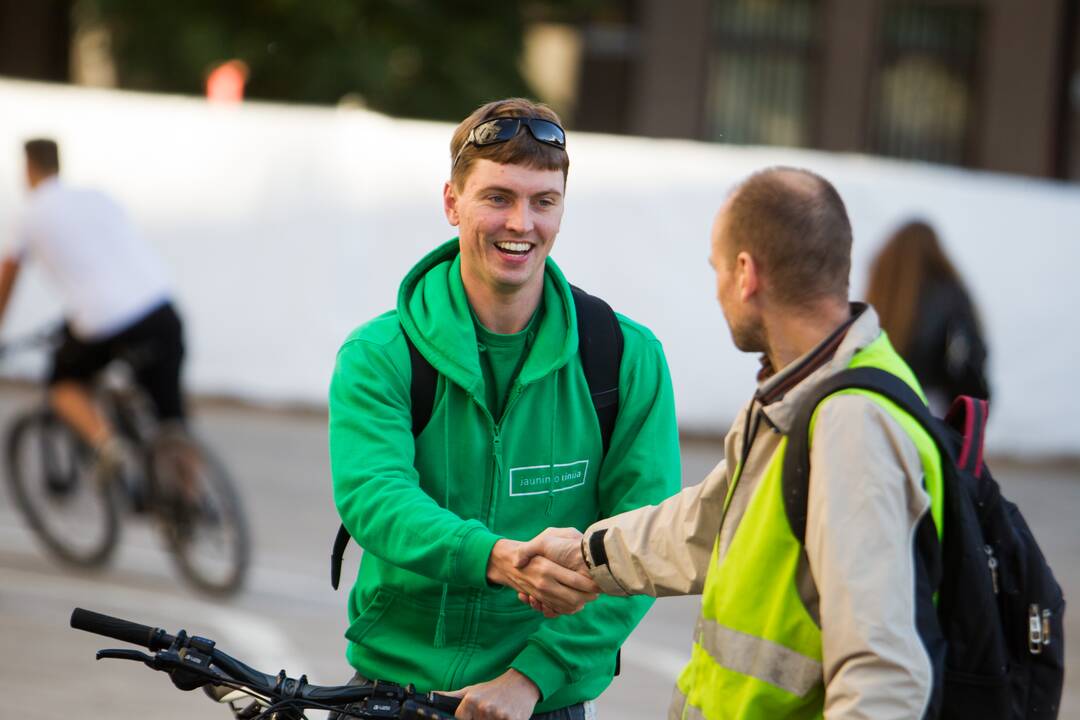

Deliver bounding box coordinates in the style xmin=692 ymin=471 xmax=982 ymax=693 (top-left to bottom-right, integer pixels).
xmin=719 ymin=166 xmax=852 ymax=307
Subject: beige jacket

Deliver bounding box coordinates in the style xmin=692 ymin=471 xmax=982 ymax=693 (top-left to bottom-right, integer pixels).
xmin=583 ymin=306 xmax=936 ymax=719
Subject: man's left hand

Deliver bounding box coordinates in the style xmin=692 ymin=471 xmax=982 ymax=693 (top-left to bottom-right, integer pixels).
xmin=442 ymin=668 xmax=540 ymax=720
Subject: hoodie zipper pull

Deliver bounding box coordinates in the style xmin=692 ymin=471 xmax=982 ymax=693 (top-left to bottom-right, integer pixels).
xmin=984 ymin=545 xmax=1000 ymax=595
xmin=491 ymin=432 xmax=505 ymax=500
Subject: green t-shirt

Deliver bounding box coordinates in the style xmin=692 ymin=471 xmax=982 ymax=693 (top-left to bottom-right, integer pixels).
xmin=473 ymin=308 xmax=542 ymax=421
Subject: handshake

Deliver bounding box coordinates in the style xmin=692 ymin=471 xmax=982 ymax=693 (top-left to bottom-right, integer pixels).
xmin=486 ymin=528 xmax=602 ymax=618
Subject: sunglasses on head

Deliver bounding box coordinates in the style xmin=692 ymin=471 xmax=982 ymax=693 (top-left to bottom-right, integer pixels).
xmin=452 ymin=116 xmax=567 ymax=168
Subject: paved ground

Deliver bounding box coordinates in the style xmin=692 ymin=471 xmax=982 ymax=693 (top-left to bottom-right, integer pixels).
xmin=0 ymin=385 xmax=1076 ymax=719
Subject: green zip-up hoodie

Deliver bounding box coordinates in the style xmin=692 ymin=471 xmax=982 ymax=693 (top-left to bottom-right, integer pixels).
xmin=329 ymin=239 xmax=681 ymax=711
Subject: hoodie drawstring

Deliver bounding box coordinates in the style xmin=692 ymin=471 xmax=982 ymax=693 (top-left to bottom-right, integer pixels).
xmin=434 ymin=386 xmax=451 ymax=649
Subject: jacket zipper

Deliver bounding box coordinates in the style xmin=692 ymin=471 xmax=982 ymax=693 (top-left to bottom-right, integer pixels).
xmin=448 ymin=388 xmax=524 ymax=689
xmin=984 ymin=545 xmax=1000 ymax=595
xmin=491 ymin=432 xmax=504 ymax=506
xmin=444 ymin=370 xmax=531 ymax=685
xmin=488 ymin=384 xmax=526 ymax=522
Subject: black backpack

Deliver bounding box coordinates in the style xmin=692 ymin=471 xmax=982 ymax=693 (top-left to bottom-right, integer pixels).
xmin=330 ymin=285 xmax=624 ymax=590
xmin=783 ymin=367 xmax=1064 ymax=719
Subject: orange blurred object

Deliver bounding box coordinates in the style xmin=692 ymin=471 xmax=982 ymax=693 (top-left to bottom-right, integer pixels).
xmin=206 ymin=60 xmax=249 ymax=103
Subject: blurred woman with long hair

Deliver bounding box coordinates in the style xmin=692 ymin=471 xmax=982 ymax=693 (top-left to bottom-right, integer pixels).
xmin=866 ymin=220 xmax=989 ymax=412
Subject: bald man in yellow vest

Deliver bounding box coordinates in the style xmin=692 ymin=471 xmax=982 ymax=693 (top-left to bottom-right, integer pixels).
xmin=516 ymin=166 xmax=946 ymax=720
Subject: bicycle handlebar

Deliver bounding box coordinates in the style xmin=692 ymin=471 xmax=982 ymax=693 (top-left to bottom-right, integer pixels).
xmin=71 ymin=607 xmax=174 ymax=651
xmin=70 ymin=607 xmax=461 ymax=719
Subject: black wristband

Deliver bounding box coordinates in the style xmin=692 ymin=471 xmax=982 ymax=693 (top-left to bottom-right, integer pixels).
xmin=588 ymin=528 xmax=609 ymax=567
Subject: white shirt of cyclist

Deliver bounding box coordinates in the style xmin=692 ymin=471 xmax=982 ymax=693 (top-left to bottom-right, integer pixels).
xmin=10 ymin=177 xmax=171 ymax=341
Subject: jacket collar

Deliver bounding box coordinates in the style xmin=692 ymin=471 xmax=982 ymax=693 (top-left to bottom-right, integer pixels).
xmin=396 ymin=238 xmax=578 ymax=396
xmin=754 ymin=303 xmax=882 ymax=434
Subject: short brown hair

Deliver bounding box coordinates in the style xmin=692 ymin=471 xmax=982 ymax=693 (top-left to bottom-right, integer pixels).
xmin=24 ymin=138 xmax=60 ymax=175
xmin=449 ymin=98 xmax=568 ymax=188
xmin=724 ymin=167 xmax=852 ymax=306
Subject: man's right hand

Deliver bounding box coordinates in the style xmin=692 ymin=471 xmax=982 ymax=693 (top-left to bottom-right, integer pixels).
xmin=509 ymin=528 xmax=603 ymax=617
xmin=486 ymin=538 xmax=599 ymax=616
xmin=514 ymin=527 xmax=589 ymax=574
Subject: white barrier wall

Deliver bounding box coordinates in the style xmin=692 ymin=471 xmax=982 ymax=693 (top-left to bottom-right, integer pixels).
xmin=1 ymin=79 xmax=1077 ymax=457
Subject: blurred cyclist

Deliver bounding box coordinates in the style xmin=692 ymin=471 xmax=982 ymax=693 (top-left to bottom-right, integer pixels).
xmin=0 ymin=138 xmax=186 ymax=479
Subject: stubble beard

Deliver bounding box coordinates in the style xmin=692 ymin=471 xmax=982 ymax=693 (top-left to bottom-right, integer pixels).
xmin=730 ymin=316 xmax=767 ymax=354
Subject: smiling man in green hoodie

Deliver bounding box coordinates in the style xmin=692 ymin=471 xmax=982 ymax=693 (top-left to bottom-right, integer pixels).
xmin=329 ymin=97 xmax=681 ymax=720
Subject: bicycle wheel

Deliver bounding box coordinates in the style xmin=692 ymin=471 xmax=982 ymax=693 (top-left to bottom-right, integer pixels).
xmin=5 ymin=409 xmax=121 ymax=567
xmin=150 ymin=433 xmax=250 ymax=596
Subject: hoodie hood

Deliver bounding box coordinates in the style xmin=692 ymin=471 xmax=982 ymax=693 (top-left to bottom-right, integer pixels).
xmin=396 ymin=238 xmax=578 ymax=397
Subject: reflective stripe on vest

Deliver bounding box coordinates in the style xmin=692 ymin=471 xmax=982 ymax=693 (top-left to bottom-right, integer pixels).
xmin=671 ymin=332 xmax=942 ymax=720
xmin=669 ymin=686 xmax=704 ymax=720
xmin=695 ymin=616 xmax=823 ymax=696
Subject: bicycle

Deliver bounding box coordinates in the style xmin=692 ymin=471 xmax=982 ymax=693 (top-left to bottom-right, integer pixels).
xmin=2 ymin=327 xmax=251 ymax=596
xmin=70 ymin=607 xmax=461 ymax=719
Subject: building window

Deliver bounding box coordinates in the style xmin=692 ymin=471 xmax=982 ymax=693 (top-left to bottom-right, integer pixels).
xmin=871 ymin=3 xmax=982 ymax=166
xmin=705 ymin=0 xmax=818 ymax=147
xmin=1063 ymin=0 xmax=1080 ymax=180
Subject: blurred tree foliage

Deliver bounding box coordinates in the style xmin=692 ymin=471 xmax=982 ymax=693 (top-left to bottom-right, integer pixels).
xmin=76 ymin=0 xmax=601 ymax=121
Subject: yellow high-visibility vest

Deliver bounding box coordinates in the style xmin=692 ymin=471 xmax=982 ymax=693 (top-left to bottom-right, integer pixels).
xmin=671 ymin=333 xmax=944 ymax=720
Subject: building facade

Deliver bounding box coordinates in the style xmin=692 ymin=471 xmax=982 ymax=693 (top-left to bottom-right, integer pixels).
xmin=574 ymin=0 xmax=1080 ymax=181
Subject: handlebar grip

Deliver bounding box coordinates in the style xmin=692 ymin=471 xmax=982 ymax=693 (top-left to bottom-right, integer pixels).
xmin=425 ymin=692 xmax=461 ymax=714
xmin=70 ymin=608 xmax=166 ymax=650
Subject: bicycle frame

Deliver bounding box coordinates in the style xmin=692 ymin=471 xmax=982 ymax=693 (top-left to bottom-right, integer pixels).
xmin=96 ymin=361 xmax=160 ymax=447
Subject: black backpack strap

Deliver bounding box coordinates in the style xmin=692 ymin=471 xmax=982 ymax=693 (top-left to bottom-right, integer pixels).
xmin=330 ymin=524 xmax=351 ymax=590
xmin=782 ymin=366 xmax=948 ymax=545
xmin=570 ymin=285 xmax=623 ymax=677
xmin=405 ymin=331 xmax=438 ymax=437
xmin=570 ymin=285 xmax=623 ymax=455
xmin=783 ymin=366 xmax=949 ymax=704
xmin=332 ymin=328 xmax=438 ymax=589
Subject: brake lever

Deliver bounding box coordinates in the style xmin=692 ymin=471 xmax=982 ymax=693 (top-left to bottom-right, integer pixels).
xmin=96 ymin=648 xmax=156 ymax=665
xmin=97 ymin=645 xmax=220 ymax=693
